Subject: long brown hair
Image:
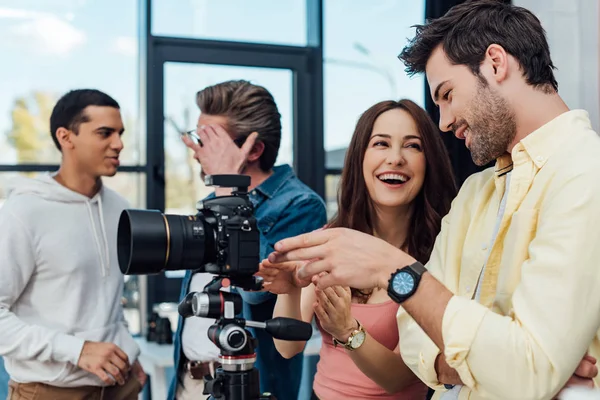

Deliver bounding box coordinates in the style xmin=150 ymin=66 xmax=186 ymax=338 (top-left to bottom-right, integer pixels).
xmin=328 ymin=100 xmax=457 ymax=298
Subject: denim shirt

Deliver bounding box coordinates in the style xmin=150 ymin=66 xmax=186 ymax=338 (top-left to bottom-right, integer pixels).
xmin=169 ymin=165 xmax=327 ymax=400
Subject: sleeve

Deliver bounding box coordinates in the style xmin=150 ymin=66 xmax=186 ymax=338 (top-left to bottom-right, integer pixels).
xmin=398 ymin=172 xmax=482 ymax=391
xmin=0 ymin=209 xmax=85 ymax=366
xmin=397 ymin=213 xmax=449 ymax=391
xmin=440 ymin=168 xmax=600 ymax=399
xmin=238 ymin=195 xmax=328 ymax=305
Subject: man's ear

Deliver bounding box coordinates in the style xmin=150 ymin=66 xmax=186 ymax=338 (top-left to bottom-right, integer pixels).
xmin=483 ymin=44 xmax=509 ymax=84
xmin=56 ymin=127 xmax=75 ymax=151
xmin=246 ymin=140 xmax=265 ymax=163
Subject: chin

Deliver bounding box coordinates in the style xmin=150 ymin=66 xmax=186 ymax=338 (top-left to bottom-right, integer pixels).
xmin=101 ymin=168 xmax=118 ymax=178
xmin=374 ymin=197 xmax=412 ymax=209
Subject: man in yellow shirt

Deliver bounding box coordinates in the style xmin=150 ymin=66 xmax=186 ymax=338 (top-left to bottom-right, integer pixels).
xmin=267 ymin=1 xmax=600 ymax=399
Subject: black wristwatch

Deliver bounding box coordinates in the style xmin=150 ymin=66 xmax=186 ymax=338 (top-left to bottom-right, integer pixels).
xmin=387 ymin=261 xmax=427 ymax=304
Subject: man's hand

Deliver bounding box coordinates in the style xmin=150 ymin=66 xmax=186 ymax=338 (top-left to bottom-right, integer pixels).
xmin=268 ymin=227 xmax=414 ymax=290
xmin=555 ymin=354 xmax=598 ymax=398
xmin=435 ymin=353 xmax=463 ymax=386
xmin=182 ymin=125 xmax=258 ymax=176
xmin=77 ymin=341 xmax=130 ymax=385
xmin=131 ymin=360 xmax=147 ymax=390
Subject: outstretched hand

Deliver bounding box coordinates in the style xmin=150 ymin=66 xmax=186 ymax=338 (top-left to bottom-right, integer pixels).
xmin=268 ymin=227 xmax=414 ymax=290
xmin=256 ymin=259 xmax=312 ymax=294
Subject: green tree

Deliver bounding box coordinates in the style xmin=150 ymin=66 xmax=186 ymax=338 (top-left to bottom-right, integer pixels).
xmin=165 ymin=106 xmax=205 ymax=213
xmin=6 ymin=91 xmax=59 ymax=164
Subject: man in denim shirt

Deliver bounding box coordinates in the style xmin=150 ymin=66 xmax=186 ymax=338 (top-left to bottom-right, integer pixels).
xmin=168 ymin=80 xmax=327 ymax=400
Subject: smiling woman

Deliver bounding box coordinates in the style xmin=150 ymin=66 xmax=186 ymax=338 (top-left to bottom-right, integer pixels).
xmin=261 ymin=99 xmax=457 ymax=400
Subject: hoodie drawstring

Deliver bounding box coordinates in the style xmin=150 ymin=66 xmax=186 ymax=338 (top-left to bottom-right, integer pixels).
xmin=97 ymin=195 xmax=110 ymax=277
xmin=86 ymin=197 xmax=110 ymax=277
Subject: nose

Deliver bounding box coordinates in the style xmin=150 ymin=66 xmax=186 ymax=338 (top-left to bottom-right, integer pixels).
xmin=438 ymin=105 xmax=455 ymax=133
xmin=111 ymin=134 xmax=124 ymax=152
xmin=386 ymin=147 xmax=406 ymax=166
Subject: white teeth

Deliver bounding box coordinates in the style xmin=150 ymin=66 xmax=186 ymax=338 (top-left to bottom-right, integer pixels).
xmin=378 ymin=173 xmax=408 ymax=182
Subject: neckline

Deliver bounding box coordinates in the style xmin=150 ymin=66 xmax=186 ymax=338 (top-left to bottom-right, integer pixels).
xmin=350 ymin=299 xmax=395 ymax=307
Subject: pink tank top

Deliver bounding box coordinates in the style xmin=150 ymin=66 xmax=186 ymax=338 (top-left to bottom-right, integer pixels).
xmin=312 ymin=300 xmax=428 ymax=400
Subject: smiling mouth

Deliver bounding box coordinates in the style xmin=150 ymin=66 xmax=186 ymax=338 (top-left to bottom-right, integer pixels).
xmin=377 ymin=173 xmax=410 ymax=185
xmin=454 ymin=126 xmax=468 ymax=140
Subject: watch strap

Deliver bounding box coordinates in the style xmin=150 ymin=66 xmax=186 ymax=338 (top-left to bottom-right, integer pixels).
xmin=408 ymin=261 xmax=427 ymax=275
xmin=332 ymin=320 xmax=363 ymax=350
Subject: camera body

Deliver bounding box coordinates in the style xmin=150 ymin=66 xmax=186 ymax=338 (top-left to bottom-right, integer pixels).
xmin=117 ymin=174 xmax=261 ymax=290
xmin=194 ymin=175 xmax=259 ymax=279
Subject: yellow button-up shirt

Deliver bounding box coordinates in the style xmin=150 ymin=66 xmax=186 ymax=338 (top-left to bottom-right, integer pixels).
xmin=397 ymin=110 xmax=600 ymax=400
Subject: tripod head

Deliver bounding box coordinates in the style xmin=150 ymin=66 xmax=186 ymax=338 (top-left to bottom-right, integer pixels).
xmin=179 ymin=276 xmax=313 ymax=400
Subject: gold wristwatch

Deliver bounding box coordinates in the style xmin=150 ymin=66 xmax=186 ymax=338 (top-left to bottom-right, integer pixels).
xmin=332 ymin=320 xmax=366 ymax=351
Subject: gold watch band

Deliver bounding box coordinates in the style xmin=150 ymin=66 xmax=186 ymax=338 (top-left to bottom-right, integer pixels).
xmin=332 ymin=320 xmax=364 ymax=350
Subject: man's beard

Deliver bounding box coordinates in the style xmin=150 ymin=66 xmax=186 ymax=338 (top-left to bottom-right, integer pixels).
xmin=464 ymin=80 xmax=517 ymax=166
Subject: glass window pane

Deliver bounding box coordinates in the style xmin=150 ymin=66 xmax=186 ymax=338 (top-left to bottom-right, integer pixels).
xmin=0 ymin=0 xmax=142 ymax=165
xmin=103 ymin=172 xmax=146 ymax=209
xmin=325 ymin=174 xmax=341 ymax=219
xmin=163 ymin=62 xmax=293 ymax=215
xmin=324 ymin=0 xmax=425 ymax=169
xmin=152 ymin=0 xmax=307 ymax=46
xmin=0 ymin=171 xmax=145 ymax=209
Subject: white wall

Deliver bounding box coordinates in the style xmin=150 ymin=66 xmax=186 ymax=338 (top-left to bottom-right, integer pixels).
xmin=514 ymin=0 xmax=600 ymax=131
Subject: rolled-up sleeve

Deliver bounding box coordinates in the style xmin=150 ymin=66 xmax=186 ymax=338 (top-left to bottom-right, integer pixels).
xmin=440 ymin=168 xmax=600 ymax=399
xmin=398 ymin=306 xmax=444 ymax=389
xmin=398 ymin=187 xmax=460 ymax=390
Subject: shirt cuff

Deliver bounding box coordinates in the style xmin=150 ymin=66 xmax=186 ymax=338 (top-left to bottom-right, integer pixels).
xmin=442 ymin=295 xmax=488 ymax=389
xmin=418 ymin=339 xmax=444 ymax=389
xmin=52 ymin=333 xmax=86 ymax=366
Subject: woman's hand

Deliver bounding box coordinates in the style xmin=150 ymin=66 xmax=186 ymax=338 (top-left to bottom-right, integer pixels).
xmin=256 ymin=259 xmax=312 ymax=294
xmin=314 ymin=285 xmax=357 ymax=342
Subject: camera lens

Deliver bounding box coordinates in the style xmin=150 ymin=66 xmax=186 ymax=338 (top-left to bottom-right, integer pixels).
xmin=117 ymin=209 xmax=217 ymax=275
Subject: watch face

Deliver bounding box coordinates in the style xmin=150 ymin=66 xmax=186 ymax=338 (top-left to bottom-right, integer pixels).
xmin=392 ymin=271 xmax=415 ymax=296
xmin=350 ymin=330 xmax=366 ymax=349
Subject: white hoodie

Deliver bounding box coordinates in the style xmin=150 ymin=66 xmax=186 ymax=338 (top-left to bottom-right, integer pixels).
xmin=0 ymin=173 xmax=140 ymax=387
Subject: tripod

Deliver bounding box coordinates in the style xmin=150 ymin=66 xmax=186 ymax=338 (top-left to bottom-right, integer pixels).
xmin=202 ymin=317 xmax=276 ymax=400
xmin=178 ymin=276 xmax=312 ymax=400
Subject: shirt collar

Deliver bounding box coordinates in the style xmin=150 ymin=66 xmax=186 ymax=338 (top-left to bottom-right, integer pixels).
xmin=520 ymin=109 xmax=591 ymax=168
xmin=495 ymin=109 xmax=592 ymax=176
xmin=253 ymin=164 xmax=294 ymax=199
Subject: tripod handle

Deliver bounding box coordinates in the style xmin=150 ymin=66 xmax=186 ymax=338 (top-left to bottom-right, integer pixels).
xmin=246 ymin=317 xmax=312 ymax=341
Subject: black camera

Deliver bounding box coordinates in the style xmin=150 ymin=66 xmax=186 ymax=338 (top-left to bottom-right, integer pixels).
xmin=117 ymin=175 xmax=261 ymax=289
xmin=117 ymin=174 xmax=313 ymax=399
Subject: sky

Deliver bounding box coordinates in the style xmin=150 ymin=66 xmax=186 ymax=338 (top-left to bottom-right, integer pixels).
xmin=0 ymin=0 xmax=425 ymax=204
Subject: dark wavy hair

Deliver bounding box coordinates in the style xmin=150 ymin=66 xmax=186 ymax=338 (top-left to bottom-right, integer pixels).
xmin=399 ymin=0 xmax=557 ymax=93
xmin=328 ymin=100 xmax=457 ymax=300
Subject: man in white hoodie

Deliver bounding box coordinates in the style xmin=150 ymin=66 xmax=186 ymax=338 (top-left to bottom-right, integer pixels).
xmin=0 ymin=89 xmax=146 ymax=399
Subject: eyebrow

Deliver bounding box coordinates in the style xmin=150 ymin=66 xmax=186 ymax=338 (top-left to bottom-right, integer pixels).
xmin=95 ymin=126 xmax=125 ymax=134
xmin=370 ymin=134 xmax=422 ymax=141
xmin=433 ymin=80 xmax=451 ymax=102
